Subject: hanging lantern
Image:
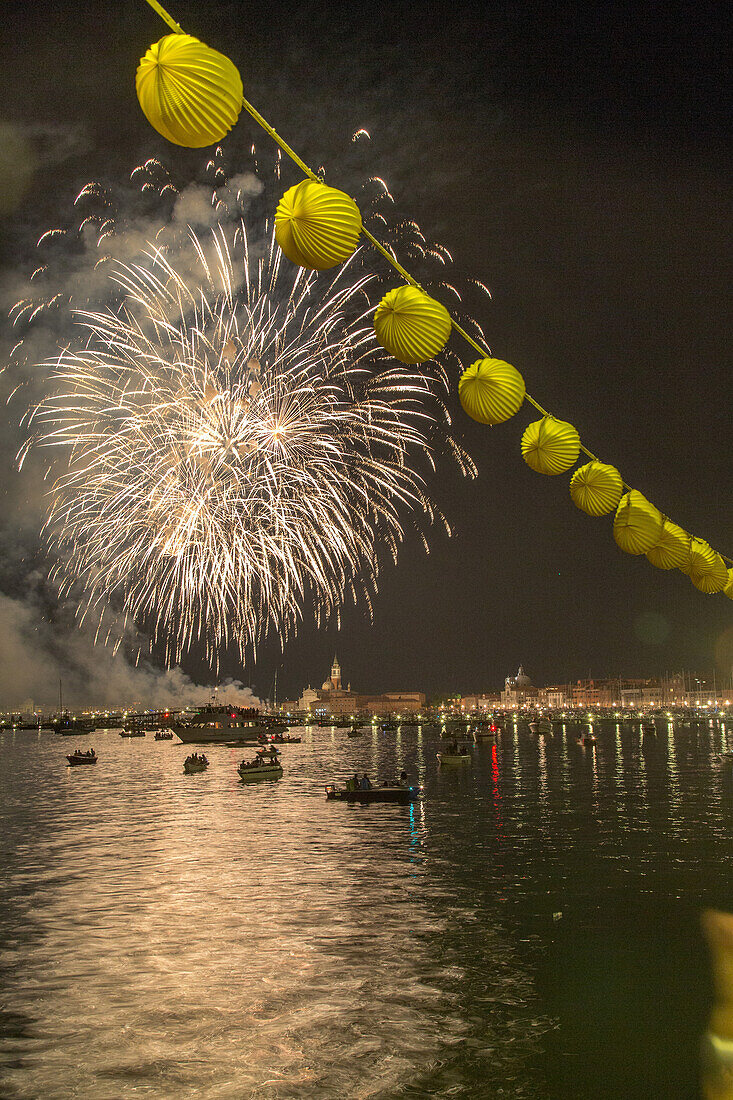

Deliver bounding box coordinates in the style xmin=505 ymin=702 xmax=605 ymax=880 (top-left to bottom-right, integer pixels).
xmin=136 ymin=34 xmax=243 ymax=148
xmin=724 ymin=568 xmax=733 ymax=601
xmin=275 ymin=179 xmax=362 ymax=271
xmin=613 ymin=491 xmax=663 ymax=555
xmin=569 ymin=461 xmax=623 ymax=516
xmin=686 ymin=539 xmax=729 ymax=593
xmin=521 ymin=416 xmax=580 ymax=475
xmin=458 ymin=358 xmax=525 ymax=425
xmin=646 ymin=519 xmax=691 ymax=570
xmin=373 ymin=285 xmax=451 ymax=364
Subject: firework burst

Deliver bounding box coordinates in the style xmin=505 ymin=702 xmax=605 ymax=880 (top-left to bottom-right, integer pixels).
xmin=26 ymin=215 xmax=471 ymax=667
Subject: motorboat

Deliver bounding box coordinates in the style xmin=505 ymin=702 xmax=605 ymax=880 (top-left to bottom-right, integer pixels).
xmin=238 ymin=757 xmax=283 ymax=781
xmin=120 ymin=729 xmax=146 ymax=738
xmin=325 ymin=784 xmax=422 ymax=803
xmin=581 ymin=732 xmax=597 ymax=746
xmin=258 ymin=732 xmax=301 ymax=744
xmin=347 ymin=726 xmax=367 ymax=737
xmin=641 ymin=722 xmax=656 ymax=736
xmin=183 ymin=753 xmax=209 ymax=773
xmin=472 ymin=723 xmax=498 ymax=742
xmin=173 ymin=704 xmax=271 ymax=744
xmin=154 ymin=731 xmax=174 ymax=740
xmin=66 ymin=749 xmax=97 ymax=766
xmin=529 ymin=718 xmax=553 ymax=736
xmin=436 ymin=749 xmax=471 ymax=765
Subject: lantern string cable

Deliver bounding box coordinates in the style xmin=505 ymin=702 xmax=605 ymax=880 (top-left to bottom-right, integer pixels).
xmin=141 ymin=0 xmax=184 ymax=34
xmin=140 ymin=0 xmax=732 ymax=568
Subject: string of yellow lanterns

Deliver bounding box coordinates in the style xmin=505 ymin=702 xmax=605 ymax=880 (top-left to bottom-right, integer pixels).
xmin=133 ymin=8 xmax=733 ymax=600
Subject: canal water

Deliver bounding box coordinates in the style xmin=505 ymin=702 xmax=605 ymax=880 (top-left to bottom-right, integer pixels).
xmin=0 ymin=718 xmax=731 ymax=1098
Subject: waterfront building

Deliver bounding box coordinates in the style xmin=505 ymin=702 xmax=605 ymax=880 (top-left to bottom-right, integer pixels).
xmin=501 ymin=666 xmax=538 ymax=708
xmin=460 ymin=694 xmax=502 ymax=712
xmin=537 ymin=686 xmax=570 ymax=708
xmin=297 ymin=656 xmax=426 ymax=717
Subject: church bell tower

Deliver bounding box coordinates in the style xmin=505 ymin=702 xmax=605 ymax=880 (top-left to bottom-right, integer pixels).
xmin=330 ymin=654 xmax=342 ymax=691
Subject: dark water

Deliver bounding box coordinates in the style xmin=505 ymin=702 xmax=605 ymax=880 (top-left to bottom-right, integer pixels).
xmin=0 ymin=717 xmax=731 ymax=1098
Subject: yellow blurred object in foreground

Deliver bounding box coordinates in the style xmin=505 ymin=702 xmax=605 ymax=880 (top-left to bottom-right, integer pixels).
xmin=701 ymin=910 xmax=733 ymax=1099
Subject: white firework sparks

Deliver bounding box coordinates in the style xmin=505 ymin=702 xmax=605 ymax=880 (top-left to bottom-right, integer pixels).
xmin=26 ymin=221 xmax=469 ymax=668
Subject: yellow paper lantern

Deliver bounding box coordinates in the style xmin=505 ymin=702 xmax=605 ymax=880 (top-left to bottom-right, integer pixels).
xmin=569 ymin=461 xmax=624 ymax=516
xmin=458 ymin=358 xmax=525 ymax=425
xmin=275 ymin=180 xmax=362 ymax=270
xmin=724 ymin=568 xmax=733 ymax=601
xmin=646 ymin=519 xmax=691 ymax=570
xmin=521 ymin=416 xmax=580 ymax=475
xmin=686 ymin=539 xmax=729 ymax=593
xmin=373 ymin=286 xmax=452 ymax=364
xmin=136 ymin=34 xmax=243 ymax=148
xmin=613 ymin=491 xmax=663 ymax=555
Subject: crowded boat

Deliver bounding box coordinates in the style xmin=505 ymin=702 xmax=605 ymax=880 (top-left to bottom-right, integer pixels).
xmin=183 ymin=753 xmax=209 ymax=773
xmin=66 ymin=748 xmax=97 ymax=766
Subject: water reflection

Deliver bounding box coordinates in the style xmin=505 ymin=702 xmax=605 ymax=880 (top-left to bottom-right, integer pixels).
xmin=0 ymin=720 xmax=729 ymax=1097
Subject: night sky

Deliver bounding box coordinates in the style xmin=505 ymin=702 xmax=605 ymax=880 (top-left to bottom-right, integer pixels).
xmin=0 ymin=0 xmax=730 ymax=704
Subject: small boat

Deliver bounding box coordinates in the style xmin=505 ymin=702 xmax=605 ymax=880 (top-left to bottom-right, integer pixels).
xmin=641 ymin=723 xmax=656 ymax=736
xmin=325 ymin=784 xmax=422 ymax=803
xmin=154 ymin=731 xmax=174 ymax=740
xmin=258 ymin=732 xmax=301 ymax=744
xmin=238 ymin=757 xmax=283 ymax=781
xmin=184 ymin=753 xmax=209 ymax=773
xmin=347 ymin=726 xmax=367 ymax=737
xmin=436 ymin=750 xmax=471 ymax=765
xmin=529 ymin=718 xmax=553 ymax=736
xmin=120 ymin=730 xmax=146 ymax=738
xmin=66 ymin=749 xmax=97 ymax=766
xmin=581 ymin=733 xmax=597 ymax=746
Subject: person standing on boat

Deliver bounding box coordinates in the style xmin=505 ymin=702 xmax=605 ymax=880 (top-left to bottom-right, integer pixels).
xmin=360 ymin=774 xmax=372 ymax=790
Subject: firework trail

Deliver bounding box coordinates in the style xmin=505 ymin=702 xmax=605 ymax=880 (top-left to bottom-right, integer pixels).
xmin=24 ymin=218 xmax=472 ymax=667
xmin=10 ymin=151 xmax=478 ymax=669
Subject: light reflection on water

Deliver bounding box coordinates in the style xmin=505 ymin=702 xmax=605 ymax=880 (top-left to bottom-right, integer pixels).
xmin=0 ymin=719 xmax=731 ymax=1097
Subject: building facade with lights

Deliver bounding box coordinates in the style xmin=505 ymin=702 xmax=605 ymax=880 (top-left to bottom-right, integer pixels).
xmin=290 ymin=656 xmax=426 ymax=717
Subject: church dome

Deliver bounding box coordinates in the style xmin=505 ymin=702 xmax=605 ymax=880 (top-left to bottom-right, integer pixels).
xmin=321 ymin=679 xmax=332 ymax=691
xmin=513 ymin=665 xmax=533 ymax=688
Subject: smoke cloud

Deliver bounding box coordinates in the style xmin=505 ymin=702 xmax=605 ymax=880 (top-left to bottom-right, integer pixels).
xmin=0 ymin=158 xmax=269 ymax=709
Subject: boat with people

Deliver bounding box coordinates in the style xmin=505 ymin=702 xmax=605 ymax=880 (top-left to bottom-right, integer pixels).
xmin=66 ymin=749 xmax=97 ymax=765
xmin=183 ymin=753 xmax=209 ymax=773
xmin=471 ymin=722 xmax=498 ymax=743
xmin=120 ymin=729 xmax=146 ymax=738
xmin=257 ymin=732 xmax=301 ymax=744
xmin=641 ymin=722 xmax=656 ymax=736
xmin=436 ymin=746 xmax=471 ymax=765
xmin=173 ymin=704 xmax=274 ymax=744
xmin=154 ymin=731 xmax=174 ymax=740
xmin=238 ymin=754 xmax=283 ymax=781
xmin=529 ymin=717 xmax=553 ymax=736
xmin=325 ymin=784 xmax=423 ymax=803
